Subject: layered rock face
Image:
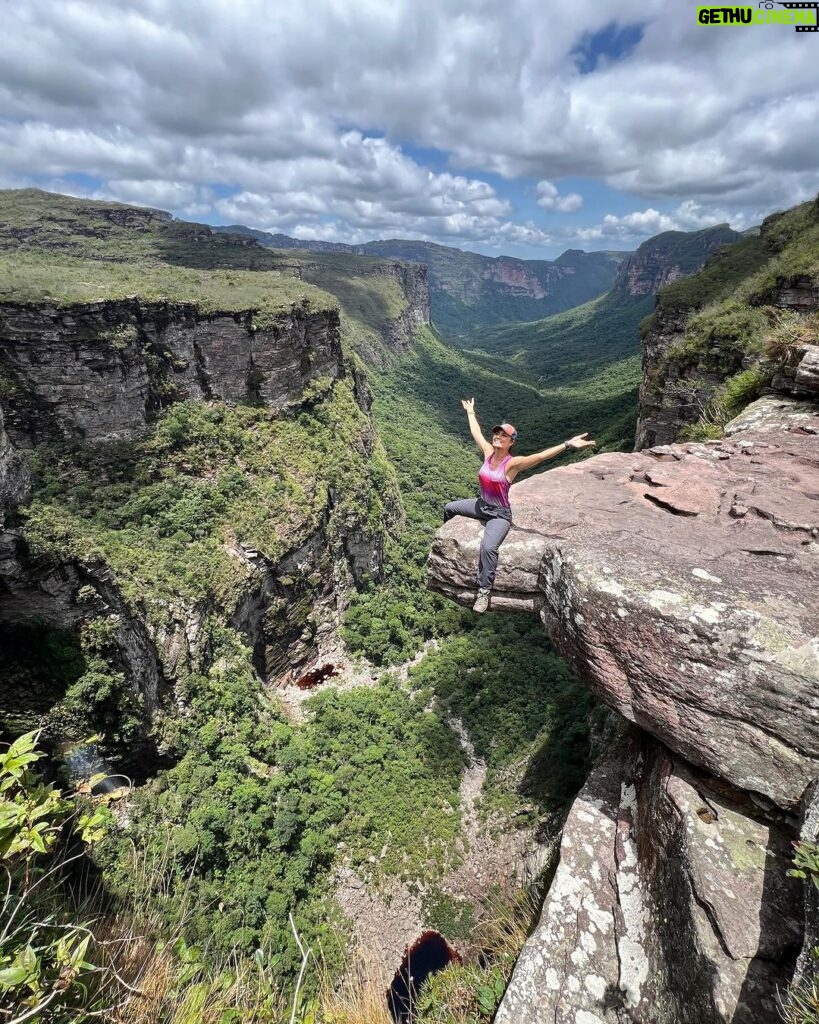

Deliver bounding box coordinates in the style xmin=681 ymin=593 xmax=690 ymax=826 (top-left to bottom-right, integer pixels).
xmin=635 ymin=204 xmax=819 ymax=452
xmin=428 ymin=394 xmax=818 ymax=1019
xmin=635 ymin=303 xmax=713 ymax=450
xmin=771 ymin=341 xmax=819 ymax=398
xmin=0 ymin=287 xmax=391 ymax=749
xmin=429 ymin=396 xmax=818 ymax=808
xmin=612 ymin=225 xmax=741 ymax=299
xmin=0 ymin=300 xmax=342 ymax=445
xmin=378 ymin=262 xmax=430 ymax=352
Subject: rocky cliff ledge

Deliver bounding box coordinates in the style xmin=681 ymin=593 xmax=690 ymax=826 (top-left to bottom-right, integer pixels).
xmin=0 ymin=299 xmax=341 ymax=446
xmin=0 ymin=286 xmax=396 ymax=759
xmin=428 ymin=395 xmax=818 ymax=1020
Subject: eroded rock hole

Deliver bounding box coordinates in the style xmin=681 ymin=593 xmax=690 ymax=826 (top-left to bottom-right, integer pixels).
xmin=295 ymin=663 xmax=338 ymax=689
xmin=387 ymin=931 xmax=460 ymax=1023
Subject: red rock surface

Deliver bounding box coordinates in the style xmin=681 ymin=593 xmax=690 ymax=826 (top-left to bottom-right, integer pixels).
xmin=428 ymin=396 xmax=819 ymax=809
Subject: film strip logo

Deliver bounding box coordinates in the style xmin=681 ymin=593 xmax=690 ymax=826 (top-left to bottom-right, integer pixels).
xmin=774 ymin=1 xmax=819 ymax=30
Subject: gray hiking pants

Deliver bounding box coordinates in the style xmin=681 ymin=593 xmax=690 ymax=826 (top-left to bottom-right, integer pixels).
xmin=443 ymin=498 xmax=512 ymax=591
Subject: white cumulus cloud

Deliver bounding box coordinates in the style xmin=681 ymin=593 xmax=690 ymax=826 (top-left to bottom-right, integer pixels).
xmin=536 ymin=181 xmax=583 ymax=213
xmin=0 ymin=0 xmax=816 ymax=252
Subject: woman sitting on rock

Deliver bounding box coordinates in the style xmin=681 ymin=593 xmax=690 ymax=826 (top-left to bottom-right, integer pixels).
xmin=444 ymin=398 xmax=595 ymax=613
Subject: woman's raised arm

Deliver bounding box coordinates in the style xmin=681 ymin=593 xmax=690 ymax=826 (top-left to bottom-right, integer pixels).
xmin=507 ymin=432 xmax=595 ymax=480
xmin=461 ymin=398 xmax=493 ymax=458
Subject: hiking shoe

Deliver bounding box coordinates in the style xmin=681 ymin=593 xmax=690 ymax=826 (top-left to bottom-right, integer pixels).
xmin=473 ymin=588 xmax=491 ymax=614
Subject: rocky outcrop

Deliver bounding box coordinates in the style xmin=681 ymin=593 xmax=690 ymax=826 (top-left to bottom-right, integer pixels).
xmin=634 ymin=303 xmax=710 ymax=450
xmin=771 ymin=342 xmax=819 ymax=398
xmin=0 ymin=534 xmax=165 ymax=767
xmin=613 ymin=226 xmax=741 ymax=299
xmin=429 ymin=395 xmax=819 ymax=809
xmin=0 ymin=299 xmax=342 ymax=445
xmin=634 ymin=230 xmax=818 ymax=450
xmin=430 ymin=393 xmax=818 ymax=1019
xmin=379 ymin=262 xmax=430 ymax=353
xmin=495 ymin=729 xmax=801 ymax=1024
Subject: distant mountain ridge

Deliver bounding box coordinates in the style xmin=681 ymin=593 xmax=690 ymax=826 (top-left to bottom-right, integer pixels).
xmin=213 ymin=225 xmax=628 ymax=336
xmin=471 ymin=223 xmax=742 ymax=367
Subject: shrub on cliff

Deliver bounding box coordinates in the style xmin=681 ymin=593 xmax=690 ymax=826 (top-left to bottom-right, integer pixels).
xmin=0 ymin=732 xmax=114 ymax=1020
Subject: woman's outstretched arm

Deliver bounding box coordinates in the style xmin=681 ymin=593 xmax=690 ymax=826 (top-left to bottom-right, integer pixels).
xmin=507 ymin=432 xmax=595 ymax=480
xmin=461 ymin=398 xmax=493 ymax=458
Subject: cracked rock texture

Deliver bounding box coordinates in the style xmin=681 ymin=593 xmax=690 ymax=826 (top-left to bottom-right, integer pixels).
xmin=429 ymin=395 xmax=819 ymax=809
xmin=495 ymin=731 xmax=801 ymax=1024
xmin=792 ymin=780 xmax=819 ymax=995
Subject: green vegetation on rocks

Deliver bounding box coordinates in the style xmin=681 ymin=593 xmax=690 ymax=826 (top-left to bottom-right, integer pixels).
xmin=410 ymin=617 xmax=595 ymax=815
xmin=648 ymin=196 xmax=819 ymax=438
xmin=659 ymin=198 xmax=819 ymax=374
xmin=99 ymin=624 xmax=466 ymax=978
xmin=0 ymin=249 xmax=334 ymax=314
xmin=24 ymin=380 xmax=392 ymax=628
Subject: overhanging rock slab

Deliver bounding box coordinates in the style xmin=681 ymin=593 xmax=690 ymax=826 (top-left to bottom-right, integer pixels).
xmin=428 ymin=397 xmax=819 ymax=809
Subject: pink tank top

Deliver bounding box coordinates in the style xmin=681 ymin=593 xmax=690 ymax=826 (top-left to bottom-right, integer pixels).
xmin=478 ymin=454 xmax=512 ymax=509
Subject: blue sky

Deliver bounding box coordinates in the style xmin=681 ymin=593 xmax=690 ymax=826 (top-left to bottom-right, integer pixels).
xmin=0 ymin=0 xmax=817 ymax=259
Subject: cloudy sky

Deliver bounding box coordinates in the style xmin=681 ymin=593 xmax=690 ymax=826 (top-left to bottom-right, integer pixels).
xmin=1 ymin=0 xmax=818 ymax=258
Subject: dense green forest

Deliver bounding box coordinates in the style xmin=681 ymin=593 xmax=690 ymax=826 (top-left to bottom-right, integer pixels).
xmin=8 ymin=188 xmax=805 ymax=1022
xmin=342 ymin=322 xmax=641 ymax=669
xmin=469 ymin=288 xmax=652 ymax=387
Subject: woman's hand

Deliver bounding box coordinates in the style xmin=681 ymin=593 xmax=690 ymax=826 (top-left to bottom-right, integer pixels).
xmin=566 ymin=432 xmax=596 ymax=450
xmin=461 ymin=397 xmax=475 ymax=415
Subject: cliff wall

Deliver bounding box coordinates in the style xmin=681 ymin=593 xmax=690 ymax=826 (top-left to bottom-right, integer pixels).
xmin=636 ymin=199 xmax=819 ymax=450
xmin=379 ymin=261 xmax=431 ymax=352
xmin=0 ymin=299 xmax=342 ymax=446
xmin=428 ymin=390 xmax=818 ymax=1019
xmin=0 ymin=281 xmax=403 ymax=764
xmin=612 ymin=224 xmax=741 ymax=299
